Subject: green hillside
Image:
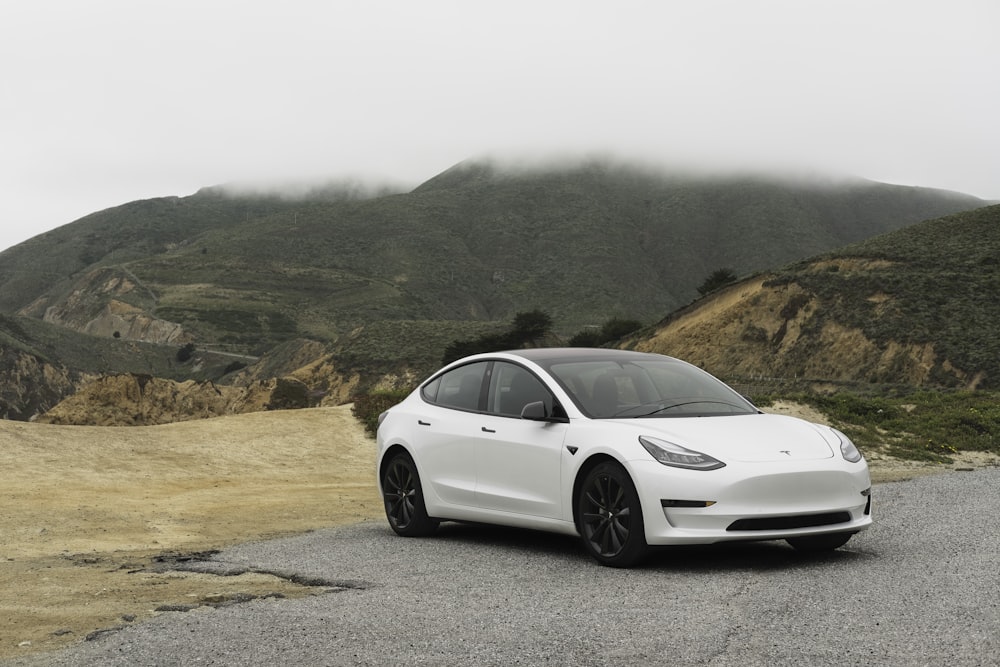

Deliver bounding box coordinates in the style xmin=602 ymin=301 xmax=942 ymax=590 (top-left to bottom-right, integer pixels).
xmin=768 ymin=204 xmax=1000 ymax=385
xmin=0 ymin=312 xmax=247 ymax=380
xmin=0 ymin=159 xmax=985 ymax=362
xmin=631 ymin=204 xmax=1000 ymax=391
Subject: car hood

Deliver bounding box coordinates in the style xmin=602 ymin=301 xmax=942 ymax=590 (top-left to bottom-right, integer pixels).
xmin=631 ymin=413 xmax=836 ymax=462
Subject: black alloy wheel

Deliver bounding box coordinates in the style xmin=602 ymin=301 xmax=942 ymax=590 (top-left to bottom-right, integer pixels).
xmin=577 ymin=461 xmax=648 ymax=567
xmin=382 ymin=452 xmax=438 ymax=537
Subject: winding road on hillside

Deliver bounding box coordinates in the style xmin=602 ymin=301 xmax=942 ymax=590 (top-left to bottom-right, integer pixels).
xmin=12 ymin=469 xmax=999 ymax=667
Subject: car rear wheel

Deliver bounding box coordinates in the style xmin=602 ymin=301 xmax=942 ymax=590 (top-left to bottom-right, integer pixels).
xmin=786 ymin=532 xmax=854 ymax=552
xmin=577 ymin=461 xmax=648 ymax=567
xmin=382 ymin=452 xmax=438 ymax=537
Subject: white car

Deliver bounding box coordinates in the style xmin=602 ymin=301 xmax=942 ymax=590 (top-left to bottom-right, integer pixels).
xmin=376 ymin=348 xmax=872 ymax=567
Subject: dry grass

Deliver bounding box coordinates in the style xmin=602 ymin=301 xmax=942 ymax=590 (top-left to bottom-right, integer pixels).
xmin=0 ymin=406 xmax=381 ymax=661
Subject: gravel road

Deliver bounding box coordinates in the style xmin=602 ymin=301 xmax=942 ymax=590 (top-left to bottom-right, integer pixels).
xmin=11 ymin=469 xmax=999 ymax=666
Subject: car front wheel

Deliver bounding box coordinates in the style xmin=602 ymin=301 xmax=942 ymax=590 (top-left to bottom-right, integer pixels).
xmin=577 ymin=461 xmax=648 ymax=567
xmin=382 ymin=452 xmax=438 ymax=537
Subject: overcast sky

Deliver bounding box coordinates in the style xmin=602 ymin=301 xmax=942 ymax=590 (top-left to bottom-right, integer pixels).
xmin=2 ymin=0 xmax=997 ymax=253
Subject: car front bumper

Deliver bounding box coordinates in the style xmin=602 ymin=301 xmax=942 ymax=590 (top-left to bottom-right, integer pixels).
xmin=630 ymin=459 xmax=873 ymax=546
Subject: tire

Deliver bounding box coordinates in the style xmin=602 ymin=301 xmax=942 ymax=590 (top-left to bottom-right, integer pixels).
xmin=577 ymin=461 xmax=648 ymax=567
xmin=381 ymin=452 xmax=438 ymax=537
xmin=786 ymin=532 xmax=854 ymax=552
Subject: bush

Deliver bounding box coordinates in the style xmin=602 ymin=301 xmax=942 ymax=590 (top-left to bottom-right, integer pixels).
xmin=697 ymin=268 xmax=738 ymax=296
xmin=796 ymin=390 xmax=1000 ymax=463
xmin=442 ymin=310 xmax=554 ymax=364
xmin=176 ymin=342 xmax=196 ymax=363
xmin=266 ymin=377 xmax=314 ymax=410
xmin=223 ymin=361 xmax=247 ymax=375
xmin=353 ymin=387 xmax=413 ymax=436
xmin=569 ymin=317 xmax=643 ymax=347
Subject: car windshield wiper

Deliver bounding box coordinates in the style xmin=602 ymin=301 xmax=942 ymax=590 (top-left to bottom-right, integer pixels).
xmin=620 ymin=400 xmax=747 ymax=418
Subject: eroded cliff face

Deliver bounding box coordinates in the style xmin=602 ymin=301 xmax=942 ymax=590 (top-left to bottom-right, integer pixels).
xmin=35 ymin=374 xmax=302 ymax=426
xmin=75 ymin=299 xmax=185 ymax=343
xmin=21 ymin=267 xmax=188 ymax=345
xmin=32 ymin=339 xmax=373 ymax=426
xmin=631 ymin=276 xmax=978 ymax=389
xmin=0 ymin=348 xmax=79 ymax=420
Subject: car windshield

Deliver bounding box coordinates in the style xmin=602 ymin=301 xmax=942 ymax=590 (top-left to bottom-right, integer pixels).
xmin=542 ymin=357 xmax=756 ymax=419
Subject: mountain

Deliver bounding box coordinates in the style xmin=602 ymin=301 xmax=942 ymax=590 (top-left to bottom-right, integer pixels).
xmin=628 ymin=204 xmax=1000 ymax=390
xmin=0 ymin=158 xmax=989 ymax=421
xmin=0 ymin=160 xmax=983 ymax=348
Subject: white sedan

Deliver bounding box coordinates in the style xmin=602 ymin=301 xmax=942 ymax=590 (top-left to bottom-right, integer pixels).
xmin=376 ymin=348 xmax=872 ymax=567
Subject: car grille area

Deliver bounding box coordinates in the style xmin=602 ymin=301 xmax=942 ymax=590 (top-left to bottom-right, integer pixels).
xmin=726 ymin=511 xmax=852 ymax=532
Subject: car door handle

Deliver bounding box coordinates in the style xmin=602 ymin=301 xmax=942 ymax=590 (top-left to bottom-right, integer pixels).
xmin=481 ymin=426 xmax=496 ymax=433
xmin=418 ymin=420 xmax=431 ymax=426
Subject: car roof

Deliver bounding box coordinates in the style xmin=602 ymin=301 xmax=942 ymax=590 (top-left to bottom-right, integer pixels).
xmin=504 ymin=347 xmax=669 ymax=364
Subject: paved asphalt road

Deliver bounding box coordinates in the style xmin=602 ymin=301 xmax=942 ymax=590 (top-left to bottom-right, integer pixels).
xmin=12 ymin=469 xmax=1000 ymax=666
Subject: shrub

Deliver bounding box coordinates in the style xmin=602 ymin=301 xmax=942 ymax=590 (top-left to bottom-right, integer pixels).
xmin=266 ymin=377 xmax=313 ymax=410
xmin=176 ymin=342 xmax=196 ymax=363
xmin=697 ymin=268 xmax=738 ymax=296
xmin=223 ymin=361 xmax=247 ymax=375
xmin=569 ymin=317 xmax=643 ymax=347
xmin=353 ymin=387 xmax=413 ymax=436
xmin=442 ymin=310 xmax=554 ymax=364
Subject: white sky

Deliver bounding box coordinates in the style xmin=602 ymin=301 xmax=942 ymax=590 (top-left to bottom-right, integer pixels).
xmin=2 ymin=0 xmax=998 ymax=253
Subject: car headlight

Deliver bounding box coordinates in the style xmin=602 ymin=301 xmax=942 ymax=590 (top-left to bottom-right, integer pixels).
xmin=833 ymin=428 xmax=863 ymax=463
xmin=639 ymin=435 xmax=726 ymax=471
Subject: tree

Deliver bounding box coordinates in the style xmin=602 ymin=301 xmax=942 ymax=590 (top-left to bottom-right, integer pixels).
xmin=697 ymin=268 xmax=738 ymax=296
xmin=599 ymin=317 xmax=643 ymax=341
xmin=510 ymin=310 xmax=553 ymax=346
xmin=176 ymin=342 xmax=196 ymax=363
xmin=441 ymin=310 xmax=554 ymax=365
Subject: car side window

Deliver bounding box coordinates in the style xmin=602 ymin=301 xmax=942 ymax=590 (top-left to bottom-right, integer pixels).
xmin=421 ymin=361 xmax=488 ymax=411
xmin=488 ymin=362 xmax=553 ymax=418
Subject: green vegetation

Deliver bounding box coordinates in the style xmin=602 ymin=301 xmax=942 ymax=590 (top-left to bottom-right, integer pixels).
xmin=352 ymin=387 xmax=412 ymax=435
xmin=0 ymin=313 xmax=244 ymax=381
xmin=0 ymin=160 xmax=981 ymax=357
xmin=697 ymin=268 xmax=738 ymax=296
xmin=759 ymin=391 xmax=1000 ymax=463
xmin=334 ymin=319 xmax=502 ymax=384
xmin=266 ymin=378 xmax=316 ymax=410
xmin=768 ymin=205 xmax=1000 ymax=388
xmin=2 ymin=160 xmax=996 ymax=447
xmin=567 ymin=317 xmax=644 ymax=347
xmin=442 ymin=310 xmax=555 ymax=364
xmin=176 ymin=343 xmax=196 ymax=363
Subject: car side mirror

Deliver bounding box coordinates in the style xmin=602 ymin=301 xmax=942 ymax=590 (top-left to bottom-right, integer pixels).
xmin=520 ymin=401 xmax=548 ymax=421
xmin=520 ymin=401 xmax=569 ymax=423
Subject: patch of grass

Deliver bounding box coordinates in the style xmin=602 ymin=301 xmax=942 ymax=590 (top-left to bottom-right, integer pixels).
xmin=788 ymin=390 xmax=1000 ymax=463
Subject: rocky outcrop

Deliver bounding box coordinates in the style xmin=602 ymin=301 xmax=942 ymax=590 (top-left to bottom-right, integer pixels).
xmin=33 ymin=337 xmax=375 ymax=425
xmin=0 ymin=347 xmax=79 ymax=420
xmin=630 ymin=277 xmax=976 ymax=389
xmin=25 ymin=267 xmax=188 ymax=345
xmin=228 ymin=339 xmax=362 ymax=406
xmin=35 ymin=374 xmax=324 ymax=426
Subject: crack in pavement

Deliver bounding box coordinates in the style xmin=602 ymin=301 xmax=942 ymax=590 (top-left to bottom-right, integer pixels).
xmin=144 ymin=549 xmax=374 ymax=593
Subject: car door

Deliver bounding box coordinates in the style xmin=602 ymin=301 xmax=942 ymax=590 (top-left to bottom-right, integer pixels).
xmin=410 ymin=361 xmax=488 ymax=508
xmin=473 ymin=361 xmax=567 ymax=519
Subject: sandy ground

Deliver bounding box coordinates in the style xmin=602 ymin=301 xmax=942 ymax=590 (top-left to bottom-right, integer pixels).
xmin=3 ymin=402 xmax=998 ymax=662
xmin=1 ymin=406 xmax=382 ymax=662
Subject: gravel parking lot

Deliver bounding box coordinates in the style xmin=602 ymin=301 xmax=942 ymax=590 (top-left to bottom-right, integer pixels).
xmin=11 ymin=468 xmax=999 ymax=667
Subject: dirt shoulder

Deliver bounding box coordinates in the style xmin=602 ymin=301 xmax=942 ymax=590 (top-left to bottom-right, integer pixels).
xmin=3 ymin=403 xmax=997 ymax=662
xmin=1 ymin=406 xmax=382 ymax=662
